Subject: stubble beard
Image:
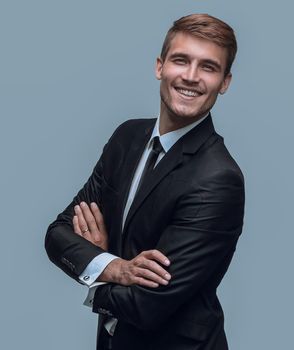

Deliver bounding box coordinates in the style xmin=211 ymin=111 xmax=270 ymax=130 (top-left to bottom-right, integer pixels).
xmin=160 ymin=89 xmax=208 ymax=129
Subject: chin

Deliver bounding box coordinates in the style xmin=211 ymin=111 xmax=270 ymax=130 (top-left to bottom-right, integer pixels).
xmin=171 ymin=105 xmax=204 ymax=121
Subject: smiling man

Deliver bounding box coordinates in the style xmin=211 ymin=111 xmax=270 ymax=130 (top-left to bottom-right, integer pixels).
xmin=45 ymin=14 xmax=245 ymax=350
xmin=156 ymin=32 xmax=232 ymax=133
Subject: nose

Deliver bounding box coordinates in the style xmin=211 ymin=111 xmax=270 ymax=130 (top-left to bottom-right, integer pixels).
xmin=181 ymin=63 xmax=200 ymax=83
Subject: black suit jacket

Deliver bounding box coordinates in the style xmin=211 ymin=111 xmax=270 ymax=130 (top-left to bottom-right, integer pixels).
xmin=45 ymin=115 xmax=245 ymax=350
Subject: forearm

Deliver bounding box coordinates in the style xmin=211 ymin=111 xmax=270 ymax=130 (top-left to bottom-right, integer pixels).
xmin=45 ymin=151 xmax=106 ymax=279
xmin=92 ymin=227 xmax=238 ymax=330
xmin=45 ymin=222 xmax=105 ymax=280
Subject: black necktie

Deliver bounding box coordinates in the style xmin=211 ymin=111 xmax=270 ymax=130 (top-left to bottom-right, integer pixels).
xmin=136 ymin=136 xmax=164 ymax=195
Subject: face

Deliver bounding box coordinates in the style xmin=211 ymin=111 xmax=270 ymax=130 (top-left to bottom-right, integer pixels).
xmin=156 ymin=32 xmax=232 ymax=132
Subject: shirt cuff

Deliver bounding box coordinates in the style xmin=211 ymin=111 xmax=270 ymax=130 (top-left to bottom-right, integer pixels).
xmin=79 ymin=252 xmax=119 ymax=286
xmin=83 ymin=282 xmax=106 ymax=307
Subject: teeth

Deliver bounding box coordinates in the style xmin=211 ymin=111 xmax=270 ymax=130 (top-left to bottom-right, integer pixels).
xmin=177 ymin=88 xmax=199 ymax=97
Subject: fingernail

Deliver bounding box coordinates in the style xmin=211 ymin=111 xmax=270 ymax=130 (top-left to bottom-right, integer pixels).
xmin=162 ymin=280 xmax=168 ymax=285
xmin=164 ymin=259 xmax=170 ymax=265
xmin=74 ymin=205 xmax=80 ymax=211
xmin=91 ymin=202 xmax=97 ymax=208
xmin=165 ymin=274 xmax=171 ymax=280
xmin=80 ymin=202 xmax=86 ymax=207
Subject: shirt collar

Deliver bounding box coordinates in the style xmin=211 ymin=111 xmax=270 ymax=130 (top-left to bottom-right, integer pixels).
xmin=148 ymin=113 xmax=209 ymax=153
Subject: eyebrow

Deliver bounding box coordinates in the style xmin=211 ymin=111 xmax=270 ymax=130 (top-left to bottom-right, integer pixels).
xmin=168 ymin=53 xmax=190 ymax=60
xmin=168 ymin=52 xmax=222 ymax=71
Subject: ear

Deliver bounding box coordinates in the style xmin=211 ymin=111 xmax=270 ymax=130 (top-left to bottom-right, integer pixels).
xmin=155 ymin=57 xmax=163 ymax=80
xmin=219 ymin=73 xmax=232 ymax=95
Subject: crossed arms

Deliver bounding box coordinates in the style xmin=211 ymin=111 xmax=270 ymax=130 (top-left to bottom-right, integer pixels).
xmin=73 ymin=201 xmax=171 ymax=288
xmin=47 ymin=175 xmax=243 ymax=330
xmin=88 ymin=170 xmax=244 ymax=330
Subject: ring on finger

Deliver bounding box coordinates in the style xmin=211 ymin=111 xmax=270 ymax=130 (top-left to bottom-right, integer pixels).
xmin=82 ymin=228 xmax=89 ymax=234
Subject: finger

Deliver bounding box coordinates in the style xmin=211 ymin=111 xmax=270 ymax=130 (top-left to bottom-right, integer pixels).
xmin=73 ymin=215 xmax=82 ymax=235
xmin=133 ymin=276 xmax=159 ymax=288
xmin=137 ymin=267 xmax=169 ymax=286
xmin=90 ymin=202 xmax=107 ymax=234
xmin=80 ymin=202 xmax=100 ymax=238
xmin=74 ymin=205 xmax=91 ymax=239
xmin=143 ymin=249 xmax=170 ymax=266
xmin=139 ymin=259 xmax=171 ymax=281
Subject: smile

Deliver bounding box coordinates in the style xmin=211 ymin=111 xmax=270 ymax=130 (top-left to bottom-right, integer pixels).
xmin=175 ymin=87 xmax=203 ymax=98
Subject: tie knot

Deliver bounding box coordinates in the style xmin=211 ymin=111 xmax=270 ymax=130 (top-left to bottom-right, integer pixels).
xmin=152 ymin=136 xmax=163 ymax=155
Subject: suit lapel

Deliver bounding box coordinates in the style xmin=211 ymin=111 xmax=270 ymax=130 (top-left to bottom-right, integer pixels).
xmin=116 ymin=120 xmax=155 ymax=235
xmin=123 ymin=114 xmax=215 ymax=234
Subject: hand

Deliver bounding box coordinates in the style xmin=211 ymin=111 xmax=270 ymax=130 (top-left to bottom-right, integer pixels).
xmin=98 ymin=250 xmax=171 ymax=288
xmin=73 ymin=201 xmax=108 ymax=250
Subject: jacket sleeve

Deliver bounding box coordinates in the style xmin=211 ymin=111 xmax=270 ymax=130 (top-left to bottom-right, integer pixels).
xmin=92 ymin=169 xmax=245 ymax=329
xmin=44 ymin=151 xmax=106 ymax=281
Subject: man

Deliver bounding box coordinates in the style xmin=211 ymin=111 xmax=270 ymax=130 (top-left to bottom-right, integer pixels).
xmin=45 ymin=13 xmax=245 ymax=350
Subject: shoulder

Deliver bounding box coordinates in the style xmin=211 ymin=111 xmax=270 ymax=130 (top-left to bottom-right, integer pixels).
xmin=196 ymin=132 xmax=244 ymax=183
xmin=101 ymin=117 xmax=156 ymax=157
xmin=177 ymin=131 xmax=245 ymax=207
xmin=110 ymin=118 xmax=156 ymax=141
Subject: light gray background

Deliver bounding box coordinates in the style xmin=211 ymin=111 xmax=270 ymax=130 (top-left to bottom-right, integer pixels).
xmin=1 ymin=1 xmax=293 ymax=349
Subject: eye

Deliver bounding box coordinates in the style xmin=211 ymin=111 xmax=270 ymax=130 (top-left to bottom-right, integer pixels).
xmin=202 ymin=64 xmax=215 ymax=72
xmin=172 ymin=58 xmax=187 ymax=65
